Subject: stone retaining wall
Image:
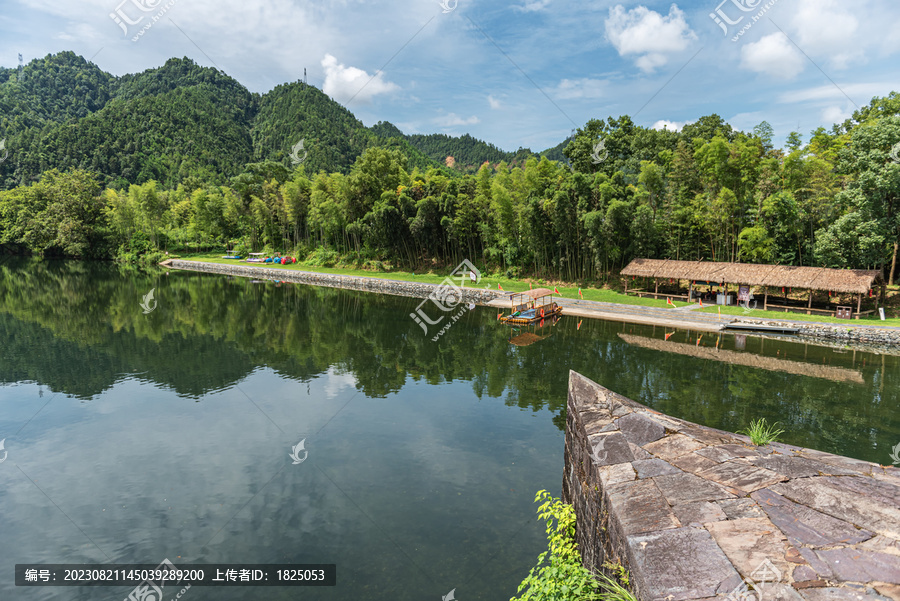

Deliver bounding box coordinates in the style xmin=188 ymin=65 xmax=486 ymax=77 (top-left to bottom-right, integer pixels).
xmin=564 ymin=371 xmax=900 ymax=601
xmin=734 ymin=318 xmax=900 ymax=345
xmin=166 ymin=260 xmax=501 ymax=304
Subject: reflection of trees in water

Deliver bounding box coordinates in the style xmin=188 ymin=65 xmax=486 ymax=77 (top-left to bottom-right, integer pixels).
xmin=0 ymin=259 xmax=571 ymax=426
xmin=0 ymin=258 xmax=898 ymax=462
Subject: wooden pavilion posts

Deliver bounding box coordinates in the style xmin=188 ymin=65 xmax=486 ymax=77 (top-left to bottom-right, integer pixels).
xmin=763 ymin=287 xmax=768 ymax=311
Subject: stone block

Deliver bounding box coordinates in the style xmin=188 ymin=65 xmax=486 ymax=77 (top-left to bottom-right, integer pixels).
xmin=820 ymin=476 xmax=900 ymax=510
xmin=705 ymin=517 xmax=791 ymax=581
xmin=874 ymin=584 xmax=900 ymax=601
xmin=770 ymin=479 xmax=900 ymax=539
xmin=626 ymin=526 xmax=740 ymax=600
xmin=800 ymin=587 xmax=894 ymax=601
xmin=699 ymin=460 xmax=786 ymax=493
xmin=629 ymin=442 xmax=653 ymax=460
xmin=749 ymin=454 xmax=858 ymax=478
xmin=751 ymin=488 xmax=874 ymax=547
xmin=718 ymin=498 xmax=766 ymax=519
xmin=816 ymin=547 xmax=900 ymax=585
xmin=598 ymin=463 xmax=636 ymax=488
xmin=616 ymin=411 xmax=666 ymax=446
xmin=671 ymin=452 xmax=720 ymax=474
xmin=586 ymin=431 xmax=635 ymax=467
xmin=633 ymin=458 xmax=683 ymax=479
xmin=643 ymin=433 xmax=706 ymax=461
xmin=672 ymin=501 xmax=728 ymax=525
xmin=607 ymin=479 xmax=680 ymax=536
xmin=653 ymin=472 xmax=737 ymax=505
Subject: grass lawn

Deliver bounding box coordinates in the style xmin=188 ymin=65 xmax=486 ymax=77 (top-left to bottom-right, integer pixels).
xmin=173 ymin=254 xmax=692 ymax=308
xmin=697 ymin=305 xmax=900 ymax=327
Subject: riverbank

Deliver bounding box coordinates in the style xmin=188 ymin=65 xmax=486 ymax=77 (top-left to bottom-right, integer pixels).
xmin=564 ymin=371 xmax=900 ymax=600
xmin=165 ymin=260 xmax=900 ymax=345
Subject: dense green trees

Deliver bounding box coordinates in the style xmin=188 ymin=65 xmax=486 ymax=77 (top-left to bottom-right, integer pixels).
xmin=1 ymin=53 xmax=898 ymax=280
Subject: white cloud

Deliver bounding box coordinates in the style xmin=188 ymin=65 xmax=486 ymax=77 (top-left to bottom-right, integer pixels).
xmin=740 ymin=34 xmax=805 ymax=80
xmin=321 ymin=54 xmax=399 ymax=105
xmin=516 ymin=0 xmax=552 ymax=11
xmin=555 ymin=77 xmax=606 ymax=99
xmin=791 ymin=0 xmax=860 ymax=69
xmin=777 ymin=82 xmax=893 ymax=104
xmin=605 ymin=4 xmax=697 ymax=73
xmin=821 ymin=105 xmax=853 ymax=125
xmin=435 ymin=113 xmax=480 ymax=127
xmin=488 ymin=94 xmax=502 ymax=109
xmin=651 ymin=119 xmax=689 ymax=131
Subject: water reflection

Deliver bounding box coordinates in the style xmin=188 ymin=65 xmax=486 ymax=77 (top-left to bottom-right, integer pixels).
xmin=618 ymin=332 xmax=865 ymax=384
xmin=1 ymin=258 xmax=900 ymax=601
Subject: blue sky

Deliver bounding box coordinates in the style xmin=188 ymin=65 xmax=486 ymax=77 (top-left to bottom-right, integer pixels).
xmin=2 ymin=0 xmax=899 ymax=152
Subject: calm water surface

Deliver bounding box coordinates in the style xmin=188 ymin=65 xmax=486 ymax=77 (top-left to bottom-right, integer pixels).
xmin=0 ymin=258 xmax=898 ymax=601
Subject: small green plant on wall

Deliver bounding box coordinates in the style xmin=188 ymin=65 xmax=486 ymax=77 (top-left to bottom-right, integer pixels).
xmin=511 ymin=490 xmax=636 ymax=601
xmin=739 ymin=418 xmax=785 ymax=446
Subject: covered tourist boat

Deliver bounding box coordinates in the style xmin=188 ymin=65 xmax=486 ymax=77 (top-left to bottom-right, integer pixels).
xmin=499 ymin=288 xmax=563 ymax=325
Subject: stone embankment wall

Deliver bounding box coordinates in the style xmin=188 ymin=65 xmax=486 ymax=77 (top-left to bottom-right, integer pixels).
xmin=564 ymin=371 xmax=900 ymax=601
xmin=166 ymin=260 xmax=501 ymax=304
xmin=735 ymin=318 xmax=900 ymax=345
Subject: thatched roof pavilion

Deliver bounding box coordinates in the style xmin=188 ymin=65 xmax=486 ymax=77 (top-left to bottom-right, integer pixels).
xmin=621 ymin=259 xmax=882 ymax=295
xmin=620 ymin=259 xmax=885 ymax=314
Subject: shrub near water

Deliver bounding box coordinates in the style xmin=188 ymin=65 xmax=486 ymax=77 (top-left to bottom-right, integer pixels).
xmin=512 ymin=490 xmax=636 ymax=601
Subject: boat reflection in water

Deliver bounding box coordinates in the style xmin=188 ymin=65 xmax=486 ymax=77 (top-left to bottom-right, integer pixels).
xmin=507 ymin=314 xmax=561 ymax=346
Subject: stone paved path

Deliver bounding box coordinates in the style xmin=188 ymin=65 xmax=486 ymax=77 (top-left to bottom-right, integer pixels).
xmin=564 ymin=371 xmax=900 ymax=601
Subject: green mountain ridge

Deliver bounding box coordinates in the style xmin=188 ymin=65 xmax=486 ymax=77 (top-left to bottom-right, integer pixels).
xmin=0 ymin=52 xmax=561 ymax=190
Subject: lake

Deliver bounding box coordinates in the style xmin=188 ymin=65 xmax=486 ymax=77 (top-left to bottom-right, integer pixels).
xmin=1 ymin=258 xmax=898 ymax=600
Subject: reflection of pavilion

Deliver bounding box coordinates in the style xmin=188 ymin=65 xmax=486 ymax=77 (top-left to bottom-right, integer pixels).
xmin=507 ymin=315 xmax=560 ymax=346
xmin=618 ymin=333 xmax=864 ymax=384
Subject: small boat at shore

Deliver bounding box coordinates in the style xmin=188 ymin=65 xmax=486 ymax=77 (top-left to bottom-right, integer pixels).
xmin=499 ymin=288 xmax=563 ymax=325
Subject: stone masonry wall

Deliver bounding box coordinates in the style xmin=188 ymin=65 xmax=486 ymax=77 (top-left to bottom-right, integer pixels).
xmin=564 ymin=370 xmax=900 ymax=601
xmin=166 ymin=260 xmax=501 ymax=304
xmin=734 ymin=318 xmax=900 ymax=346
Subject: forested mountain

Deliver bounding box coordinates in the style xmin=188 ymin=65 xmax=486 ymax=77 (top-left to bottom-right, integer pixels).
xmin=1 ymin=52 xmax=898 ymax=285
xmin=0 ymin=51 xmax=114 ymax=127
xmin=369 ymin=123 xmax=542 ymax=173
xmin=0 ymin=53 xmax=447 ymax=190
xmin=540 ymin=137 xmax=573 ymax=164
